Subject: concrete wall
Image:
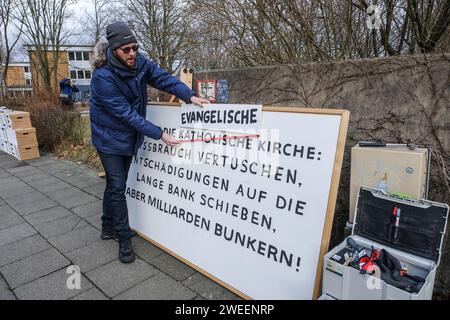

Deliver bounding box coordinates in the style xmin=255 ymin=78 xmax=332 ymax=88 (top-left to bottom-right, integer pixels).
xmin=193 ymin=53 xmax=450 ymax=298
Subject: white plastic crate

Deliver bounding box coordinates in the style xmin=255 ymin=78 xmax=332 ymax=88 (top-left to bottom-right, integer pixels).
xmin=322 ymin=186 xmax=448 ymax=300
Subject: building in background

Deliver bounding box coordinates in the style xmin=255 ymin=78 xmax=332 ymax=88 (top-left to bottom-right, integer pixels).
xmin=66 ymin=45 xmax=94 ymax=102
xmin=1 ymin=62 xmax=33 ymax=98
xmin=25 ymin=44 xmax=94 ymax=102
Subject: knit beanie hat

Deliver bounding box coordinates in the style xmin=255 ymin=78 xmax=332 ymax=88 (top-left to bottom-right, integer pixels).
xmin=106 ymin=22 xmax=137 ymax=50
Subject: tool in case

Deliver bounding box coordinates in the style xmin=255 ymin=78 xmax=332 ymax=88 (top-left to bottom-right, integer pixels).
xmin=322 ymin=186 xmax=448 ymax=300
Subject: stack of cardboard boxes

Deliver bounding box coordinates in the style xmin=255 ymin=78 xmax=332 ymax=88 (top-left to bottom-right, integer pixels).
xmin=0 ymin=107 xmax=40 ymax=161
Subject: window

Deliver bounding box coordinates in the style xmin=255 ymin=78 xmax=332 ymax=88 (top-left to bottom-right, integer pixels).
xmin=24 ymin=66 xmax=30 ymax=73
xmin=70 ymin=70 xmax=77 ymax=79
xmin=84 ymin=70 xmax=91 ymax=79
xmin=77 ymin=70 xmax=84 ymax=79
xmin=25 ymin=79 xmax=31 ymax=85
xmin=69 ymin=51 xmax=91 ymax=61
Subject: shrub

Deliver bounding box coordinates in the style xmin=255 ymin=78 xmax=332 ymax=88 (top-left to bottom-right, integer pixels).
xmin=13 ymin=94 xmax=86 ymax=151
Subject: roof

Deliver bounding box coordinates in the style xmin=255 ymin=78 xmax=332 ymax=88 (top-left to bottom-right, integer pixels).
xmin=24 ymin=44 xmax=95 ymax=51
xmin=2 ymin=62 xmax=30 ymax=67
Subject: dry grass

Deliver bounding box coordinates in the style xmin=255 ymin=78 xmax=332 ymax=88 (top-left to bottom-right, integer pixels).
xmin=53 ymin=116 xmax=103 ymax=171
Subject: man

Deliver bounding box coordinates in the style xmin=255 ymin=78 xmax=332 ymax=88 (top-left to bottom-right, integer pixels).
xmin=59 ymin=77 xmax=79 ymax=109
xmin=90 ymin=22 xmax=208 ymax=263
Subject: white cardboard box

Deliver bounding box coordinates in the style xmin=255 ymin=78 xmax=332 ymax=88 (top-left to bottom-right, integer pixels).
xmin=8 ymin=143 xmax=19 ymax=159
xmin=0 ymin=113 xmax=7 ymax=128
xmin=0 ymin=127 xmax=8 ymax=141
xmin=0 ymin=139 xmax=8 ymax=153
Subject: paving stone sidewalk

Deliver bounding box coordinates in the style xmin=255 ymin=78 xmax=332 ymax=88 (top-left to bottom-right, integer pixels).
xmin=0 ymin=152 xmax=240 ymax=300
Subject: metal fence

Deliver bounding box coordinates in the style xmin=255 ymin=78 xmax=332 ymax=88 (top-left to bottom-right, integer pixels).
xmin=72 ymin=85 xmax=90 ymax=102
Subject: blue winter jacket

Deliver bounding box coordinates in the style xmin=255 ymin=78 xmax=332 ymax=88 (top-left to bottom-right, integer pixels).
xmin=89 ymin=51 xmax=195 ymax=155
xmin=60 ymin=78 xmax=79 ymax=102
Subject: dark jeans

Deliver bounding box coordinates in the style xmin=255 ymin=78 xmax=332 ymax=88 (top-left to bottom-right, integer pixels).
xmin=60 ymin=97 xmax=74 ymax=110
xmin=98 ymin=152 xmax=133 ymax=240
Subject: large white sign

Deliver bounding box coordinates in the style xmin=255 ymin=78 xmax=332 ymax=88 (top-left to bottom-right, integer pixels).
xmin=127 ymin=104 xmax=345 ymax=299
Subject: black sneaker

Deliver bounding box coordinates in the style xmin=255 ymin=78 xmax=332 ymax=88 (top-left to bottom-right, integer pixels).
xmin=101 ymin=230 xmax=118 ymax=240
xmin=101 ymin=230 xmax=137 ymax=240
xmin=130 ymin=230 xmax=137 ymax=238
xmin=100 ymin=231 xmax=119 ymax=240
xmin=119 ymin=238 xmax=135 ymax=263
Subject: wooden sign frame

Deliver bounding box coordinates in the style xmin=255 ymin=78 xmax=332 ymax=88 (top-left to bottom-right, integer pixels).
xmin=139 ymin=102 xmax=350 ymax=300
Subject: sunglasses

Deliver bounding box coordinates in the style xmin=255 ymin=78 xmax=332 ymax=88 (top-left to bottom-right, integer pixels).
xmin=119 ymin=44 xmax=139 ymax=54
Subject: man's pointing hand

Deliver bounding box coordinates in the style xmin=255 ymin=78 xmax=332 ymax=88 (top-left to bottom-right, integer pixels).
xmin=190 ymin=96 xmax=210 ymax=108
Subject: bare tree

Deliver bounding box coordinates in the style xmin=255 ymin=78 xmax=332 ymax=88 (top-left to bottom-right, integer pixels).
xmin=126 ymin=0 xmax=190 ymax=73
xmin=82 ymin=0 xmax=121 ymax=43
xmin=184 ymin=15 xmax=234 ymax=71
xmin=0 ymin=32 xmax=4 ymax=99
xmin=0 ymin=0 xmax=24 ymax=85
xmin=190 ymin=0 xmax=357 ymax=67
xmin=15 ymin=0 xmax=75 ymax=94
xmin=0 ymin=31 xmax=4 ymax=64
xmin=188 ymin=0 xmax=450 ymax=69
xmin=352 ymin=0 xmax=450 ymax=55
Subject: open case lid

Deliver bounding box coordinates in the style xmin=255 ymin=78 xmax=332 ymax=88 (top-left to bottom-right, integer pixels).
xmin=353 ymin=186 xmax=449 ymax=264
